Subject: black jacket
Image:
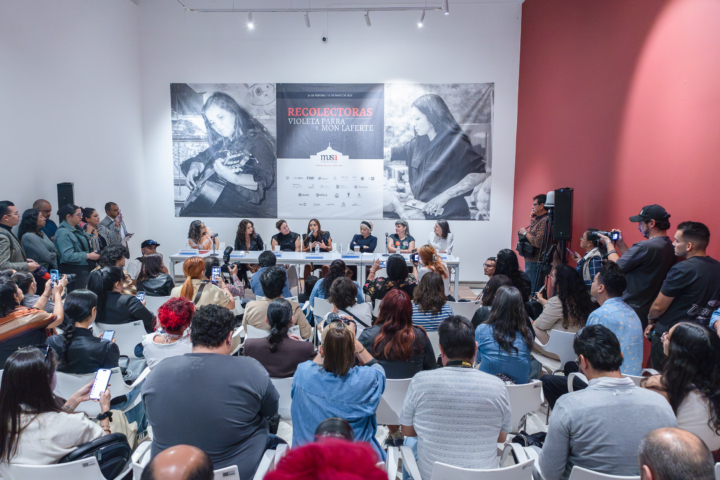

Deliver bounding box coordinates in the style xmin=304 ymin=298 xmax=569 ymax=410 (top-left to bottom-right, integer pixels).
xmin=101 ymin=292 xmax=155 ymax=333
xmin=47 ymin=327 xmax=120 ymax=375
xmin=137 ymin=274 xmax=175 ymax=297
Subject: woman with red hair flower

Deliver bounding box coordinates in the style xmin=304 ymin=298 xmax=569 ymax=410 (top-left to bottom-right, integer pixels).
xmin=140 ymin=297 xmax=195 ymax=369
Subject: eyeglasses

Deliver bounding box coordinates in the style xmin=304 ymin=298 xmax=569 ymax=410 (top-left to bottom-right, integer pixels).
xmin=483 ymin=263 xmax=494 ymax=268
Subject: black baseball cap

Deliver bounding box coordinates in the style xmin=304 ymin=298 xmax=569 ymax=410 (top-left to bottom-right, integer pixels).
xmin=141 ymin=239 xmax=160 ymax=248
xmin=629 ymin=205 xmax=671 ymax=222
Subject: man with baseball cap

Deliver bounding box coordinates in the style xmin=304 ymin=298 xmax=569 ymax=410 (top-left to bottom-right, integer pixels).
xmin=598 ymin=205 xmax=676 ymax=328
xmin=127 ymin=239 xmax=161 ymax=281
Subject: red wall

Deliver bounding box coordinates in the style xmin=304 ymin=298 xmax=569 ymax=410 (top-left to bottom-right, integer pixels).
xmin=514 ymin=0 xmax=720 ymax=261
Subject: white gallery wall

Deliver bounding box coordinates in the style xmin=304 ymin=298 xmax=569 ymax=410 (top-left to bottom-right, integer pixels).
xmin=1 ymin=0 xmax=521 ymax=282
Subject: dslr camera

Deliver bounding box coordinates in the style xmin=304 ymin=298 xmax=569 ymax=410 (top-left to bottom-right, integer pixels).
xmin=588 ymin=230 xmax=620 ymax=242
xmin=221 ymin=246 xmax=235 ymax=273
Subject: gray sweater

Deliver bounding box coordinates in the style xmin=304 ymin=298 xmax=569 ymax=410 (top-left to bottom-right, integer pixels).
xmin=21 ymin=232 xmax=58 ymax=270
xmin=539 ymin=376 xmax=677 ymax=480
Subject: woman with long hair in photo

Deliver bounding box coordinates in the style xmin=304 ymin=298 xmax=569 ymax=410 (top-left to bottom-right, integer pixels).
xmin=386 ymin=93 xmax=487 ymax=220
xmin=180 ymin=91 xmax=277 ymax=217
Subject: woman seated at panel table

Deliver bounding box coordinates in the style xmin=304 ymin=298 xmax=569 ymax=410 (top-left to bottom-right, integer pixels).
xmin=234 ymin=219 xmax=263 ymax=283
xmin=302 ymin=218 xmax=332 ymax=279
xmin=427 ymin=220 xmax=454 ymax=255
xmin=187 ymin=220 xmax=219 ymax=250
xmin=271 ymin=219 xmax=301 ymax=252
xmin=387 ymin=219 xmax=415 ymax=254
xmin=349 ymin=221 xmax=377 ymax=253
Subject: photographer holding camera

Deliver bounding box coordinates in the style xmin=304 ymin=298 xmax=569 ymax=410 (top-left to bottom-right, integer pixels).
xmin=598 ymin=205 xmax=676 ymax=328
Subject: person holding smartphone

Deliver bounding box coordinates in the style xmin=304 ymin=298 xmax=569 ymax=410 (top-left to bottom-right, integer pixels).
xmin=569 ymin=229 xmax=606 ymax=290
xmin=99 ymin=202 xmax=131 ymax=258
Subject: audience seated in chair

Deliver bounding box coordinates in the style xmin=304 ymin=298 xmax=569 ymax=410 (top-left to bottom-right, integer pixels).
xmin=642 ymin=322 xmax=720 ymax=460
xmin=400 ymin=315 xmax=511 ymax=480
xmin=88 ymin=266 xmax=155 ymax=333
xmin=297 ymin=275 xmax=318 ymax=306
xmin=140 ymin=444 xmax=214 ymax=480
xmin=0 ymin=346 xmax=114 ymax=465
xmin=243 ymin=298 xmax=315 ymax=378
xmin=136 ymin=253 xmax=174 ymax=297
xmin=476 ymin=286 xmax=534 ymax=384
xmin=326 ymin=276 xmax=372 ymax=328
xmin=140 ymin=297 xmax=194 ymax=369
xmin=97 ymin=244 xmax=137 ymax=296
xmin=170 ymin=256 xmax=235 ymax=310
xmin=412 ymin=244 xmax=452 ymax=299
xmin=291 ymin=319 xmax=386 ymax=458
xmin=411 ymin=272 xmax=453 ymax=332
xmin=309 ymin=260 xmax=364 ymax=309
xmin=244 ymin=266 xmax=311 ymax=339
xmin=142 ymin=304 xmax=280 ymax=480
xmin=638 ymin=427 xmax=716 ymax=480
xmin=494 ymin=249 xmax=532 ymax=302
xmin=126 ymin=239 xmax=160 ymax=282
xmin=532 ymin=265 xmax=592 ymax=358
xmin=47 ymin=289 xmax=120 ymax=374
xmin=533 ymin=324 xmax=677 ymax=480
xmin=251 ymin=251 xmax=292 ymax=298
xmin=364 ymin=254 xmax=418 ymax=305
xmin=203 ymin=256 xmax=244 ymax=298
xmin=471 ymin=274 xmax=512 ymax=328
xmin=13 ymin=270 xmax=56 ymax=314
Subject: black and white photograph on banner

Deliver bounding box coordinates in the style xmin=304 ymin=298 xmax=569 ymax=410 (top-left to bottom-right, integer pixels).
xmin=383 ymin=83 xmax=493 ymax=221
xmin=171 ymin=83 xmax=278 ymax=218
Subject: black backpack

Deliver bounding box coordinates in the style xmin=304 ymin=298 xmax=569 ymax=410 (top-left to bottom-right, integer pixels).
xmin=59 ymin=433 xmax=132 ymax=479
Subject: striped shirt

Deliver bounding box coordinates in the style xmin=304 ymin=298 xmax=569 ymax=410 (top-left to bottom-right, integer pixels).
xmin=412 ymin=303 xmax=453 ymax=332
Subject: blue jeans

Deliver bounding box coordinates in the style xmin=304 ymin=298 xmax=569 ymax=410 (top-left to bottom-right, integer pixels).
xmin=525 ymin=261 xmax=540 ymax=296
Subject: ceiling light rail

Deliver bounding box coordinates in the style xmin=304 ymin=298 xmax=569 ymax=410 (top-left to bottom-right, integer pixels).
xmin=175 ymin=2 xmax=446 ymax=16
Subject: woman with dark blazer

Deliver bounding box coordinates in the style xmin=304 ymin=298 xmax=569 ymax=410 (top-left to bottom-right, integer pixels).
xmin=46 ymin=290 xmax=120 ymax=375
xmin=88 ymin=266 xmax=155 ymax=333
xmin=234 ymin=219 xmax=263 ymax=284
xmin=136 ymin=253 xmax=174 ymax=297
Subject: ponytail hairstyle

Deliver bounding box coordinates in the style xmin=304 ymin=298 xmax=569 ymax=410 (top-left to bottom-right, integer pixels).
xmin=0 ymin=283 xmax=20 ymax=317
xmin=87 ymin=267 xmax=124 ymax=323
xmin=418 ymin=244 xmax=448 ymax=279
xmin=57 ymin=204 xmax=80 ymax=223
xmin=11 ymin=271 xmax=35 ymax=295
xmin=267 ymin=298 xmax=293 ymax=353
xmin=157 ymin=297 xmax=194 ymax=335
xmin=179 ymin=256 xmax=206 ymax=300
xmin=60 ymin=290 xmax=98 ymax=366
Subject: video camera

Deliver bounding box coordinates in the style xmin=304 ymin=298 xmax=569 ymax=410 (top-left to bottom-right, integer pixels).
xmin=588 ymin=230 xmax=620 ymax=242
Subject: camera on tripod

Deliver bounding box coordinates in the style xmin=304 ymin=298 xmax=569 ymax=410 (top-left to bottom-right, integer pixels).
xmin=588 ymin=231 xmax=620 ymax=242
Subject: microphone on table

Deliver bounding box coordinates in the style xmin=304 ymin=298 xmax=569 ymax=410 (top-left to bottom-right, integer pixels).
xmin=385 ymin=232 xmax=389 ymax=254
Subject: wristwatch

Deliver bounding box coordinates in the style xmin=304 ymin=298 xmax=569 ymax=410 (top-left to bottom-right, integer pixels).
xmin=96 ymin=411 xmax=114 ymax=422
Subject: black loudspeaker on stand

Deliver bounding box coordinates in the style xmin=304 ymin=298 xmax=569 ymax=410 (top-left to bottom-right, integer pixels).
xmin=553 ymin=188 xmax=573 ymax=241
xmin=57 ymin=183 xmax=74 ymax=209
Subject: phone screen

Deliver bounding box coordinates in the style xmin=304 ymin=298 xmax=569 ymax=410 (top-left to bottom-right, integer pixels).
xmin=90 ymin=369 xmax=112 ymax=400
xmin=101 ymin=330 xmax=115 ymax=341
xmin=379 ymin=261 xmax=387 ymax=269
xmin=50 ymin=269 xmax=59 ymax=287
xmin=136 ymin=291 xmax=146 ymax=301
xmin=211 ymin=266 xmax=221 ymax=284
xmin=611 ymin=232 xmax=620 ymax=241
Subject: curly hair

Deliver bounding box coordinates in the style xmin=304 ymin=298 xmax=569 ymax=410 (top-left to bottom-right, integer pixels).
xmin=235 ymin=219 xmax=256 ymax=249
xmin=98 ymin=244 xmax=127 ymax=268
xmin=17 ymin=209 xmax=42 ymax=241
xmin=187 ymin=220 xmax=204 ymax=244
xmin=494 ymin=249 xmax=531 ymax=301
xmin=190 ymin=304 xmax=234 ymax=348
xmin=554 ymin=265 xmax=594 ymax=329
xmin=158 ymin=297 xmax=195 ymax=333
xmin=413 ymin=272 xmax=447 ymax=314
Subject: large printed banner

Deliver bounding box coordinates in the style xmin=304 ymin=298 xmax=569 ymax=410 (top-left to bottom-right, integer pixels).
xmin=171 ymin=83 xmax=493 ymax=220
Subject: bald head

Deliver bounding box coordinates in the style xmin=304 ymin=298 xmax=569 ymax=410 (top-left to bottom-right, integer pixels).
xmin=638 ymin=427 xmax=714 ymax=480
xmin=141 ymin=445 xmax=213 ymax=480
xmin=33 ymin=199 xmax=50 ymax=210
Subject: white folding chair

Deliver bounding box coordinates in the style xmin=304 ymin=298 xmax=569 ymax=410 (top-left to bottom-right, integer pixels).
xmin=131 ymin=441 xmax=153 ymax=480
xmin=386 ymin=446 xmax=400 ymax=480
xmin=714 ymin=462 xmax=719 ymax=480
xmin=246 ymin=324 xmax=270 ymax=339
xmin=505 ymin=380 xmax=544 ymax=433
xmin=373 ymin=298 xmax=382 ymax=317
xmin=534 ymin=330 xmax=576 ymax=373
xmin=270 ymin=377 xmax=294 ymax=422
xmin=213 ymin=465 xmax=240 ymax=479
xmin=314 ymin=297 xmax=333 ymax=318
xmin=568 ymin=466 xmax=640 ymax=479
xmin=287 ymin=265 xmax=300 ymax=297
xmin=568 ymin=372 xmax=589 ymax=392
xmin=426 ymin=332 xmax=441 ymax=359
xmin=375 ymin=378 xmax=412 ymax=425
xmin=96 ymin=321 xmax=147 ymax=359
xmin=54 ymin=366 xmax=149 ymax=416
xmin=229 ymin=326 xmax=245 ymax=356
xmin=5 ymin=456 xmax=106 ymax=480
xmin=446 ymin=300 xmax=482 ymax=320
xmin=623 ymin=368 xmax=659 ymax=386
xmin=143 ymin=295 xmax=170 ymax=316
xmin=232 ymin=297 xmax=245 ymax=316
xmin=288 ymin=296 xmax=299 ymax=303
xmin=255 ymin=444 xmax=289 ymax=479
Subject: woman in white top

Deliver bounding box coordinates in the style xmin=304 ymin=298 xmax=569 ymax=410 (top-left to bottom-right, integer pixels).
xmin=141 ymin=297 xmax=194 ymax=369
xmin=427 ymin=220 xmax=454 ymax=255
xmin=170 ymin=256 xmax=235 ymax=310
xmin=643 ymin=322 xmax=720 ymax=457
xmin=323 ymin=276 xmax=372 ymax=333
xmin=412 ymin=244 xmax=452 ymax=300
xmin=0 ymin=346 xmax=112 ymax=466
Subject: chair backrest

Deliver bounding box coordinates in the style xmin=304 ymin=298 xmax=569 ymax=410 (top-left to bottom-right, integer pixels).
xmin=143 ymin=295 xmax=171 ymax=316
xmin=373 ymin=298 xmax=382 ymax=317
xmin=568 ymin=466 xmax=640 ymax=479
xmin=246 ymin=324 xmax=270 ymax=339
xmin=6 ymin=456 xmax=106 ymax=480
xmin=132 ymin=461 xmax=145 ymax=480
xmin=427 ymin=332 xmax=441 ymax=359
xmin=715 ymin=462 xmax=719 ymax=480
xmin=287 ymin=265 xmax=300 ymax=296
xmin=96 ymin=321 xmax=147 ymax=359
xmin=430 ymin=458 xmax=535 ymax=480
xmin=376 ymin=378 xmax=413 ymax=425
xmin=314 ymin=297 xmax=332 ymax=318
xmin=214 ymin=465 xmax=240 ymax=479
xmin=270 ymin=377 xmax=294 ymax=420
xmin=623 ymin=374 xmax=644 ymax=387
xmin=537 ymin=330 xmax=577 ymax=371
xmin=447 ymin=300 xmax=482 ymax=320
xmin=505 ymin=380 xmax=544 ymax=433
xmin=54 ymin=367 xmax=133 ymax=415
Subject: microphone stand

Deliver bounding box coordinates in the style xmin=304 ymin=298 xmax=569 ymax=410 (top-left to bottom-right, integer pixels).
xmin=210 ymin=235 xmax=219 ymax=257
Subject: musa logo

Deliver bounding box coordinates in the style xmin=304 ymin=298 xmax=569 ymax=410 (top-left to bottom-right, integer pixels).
xmin=320 ymin=155 xmax=338 ymax=161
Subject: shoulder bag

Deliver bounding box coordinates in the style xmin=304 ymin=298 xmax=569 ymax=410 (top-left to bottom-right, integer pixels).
xmin=59 ymin=432 xmax=132 ymax=480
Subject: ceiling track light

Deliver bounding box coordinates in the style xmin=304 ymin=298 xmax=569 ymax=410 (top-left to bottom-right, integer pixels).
xmin=364 ymin=11 xmax=371 ymax=27
xmin=418 ymin=10 xmax=425 ymax=27
xmin=247 ymin=11 xmax=254 ymax=28
xmin=304 ymin=11 xmax=310 ymax=28
xmin=442 ymin=0 xmax=449 ymax=15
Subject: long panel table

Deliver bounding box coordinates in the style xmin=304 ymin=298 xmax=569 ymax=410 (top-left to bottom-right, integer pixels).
xmin=169 ymin=250 xmax=461 ymax=294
